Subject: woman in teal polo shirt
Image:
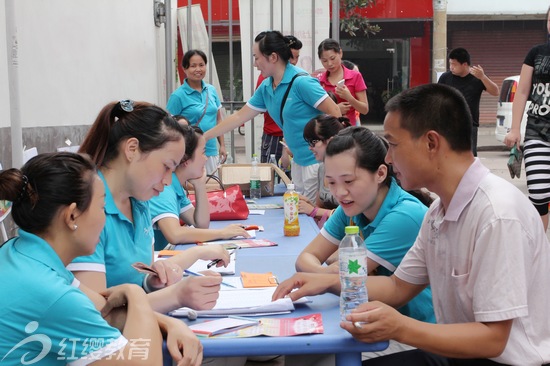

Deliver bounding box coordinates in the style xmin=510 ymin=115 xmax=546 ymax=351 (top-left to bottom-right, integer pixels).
xmin=149 ymin=125 xmax=249 ymax=253
xmin=167 ymin=49 xmax=227 ymax=175
xmin=0 ymin=153 xmax=166 ymax=364
xmin=204 ymin=30 xmax=341 ymax=203
xmin=289 ymin=127 xmax=434 ymax=361
xmin=69 ymin=100 xmax=224 ymax=314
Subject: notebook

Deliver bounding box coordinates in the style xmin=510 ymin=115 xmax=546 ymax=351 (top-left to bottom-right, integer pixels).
xmin=169 ymin=287 xmax=304 ymax=318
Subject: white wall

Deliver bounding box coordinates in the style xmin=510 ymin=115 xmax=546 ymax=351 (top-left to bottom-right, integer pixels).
xmin=447 ymin=0 xmax=548 ymax=15
xmin=0 ymin=3 xmax=9 ymax=129
xmin=1 ymin=0 xmax=165 ymax=129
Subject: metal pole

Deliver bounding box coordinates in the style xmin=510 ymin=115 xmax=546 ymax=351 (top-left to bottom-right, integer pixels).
xmin=208 ymin=0 xmax=213 ymax=84
xmin=312 ymin=0 xmax=316 ymax=71
xmin=187 ymin=0 xmax=192 ymax=49
xmin=5 ymin=0 xmax=23 ymax=168
xmin=331 ymin=0 xmax=339 ymax=42
xmin=165 ymin=0 xmax=174 ymax=102
xmin=290 ymin=0 xmax=294 ymax=35
xmin=432 ymin=0 xmax=448 ymax=82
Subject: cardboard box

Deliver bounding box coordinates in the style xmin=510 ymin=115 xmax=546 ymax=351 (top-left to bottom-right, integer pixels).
xmin=218 ymin=163 xmax=290 ymax=197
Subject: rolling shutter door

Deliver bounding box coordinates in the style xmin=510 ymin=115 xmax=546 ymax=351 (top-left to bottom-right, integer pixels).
xmin=450 ymin=29 xmax=545 ymax=125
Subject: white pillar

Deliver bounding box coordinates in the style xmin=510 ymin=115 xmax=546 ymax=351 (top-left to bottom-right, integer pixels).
xmin=432 ymin=0 xmax=447 ymax=82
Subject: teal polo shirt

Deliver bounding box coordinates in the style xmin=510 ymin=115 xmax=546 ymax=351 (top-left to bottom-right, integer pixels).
xmin=69 ymin=171 xmax=154 ymax=288
xmin=0 ymin=230 xmax=126 ymax=365
xmin=149 ymin=173 xmax=193 ymax=250
xmin=248 ymin=63 xmax=328 ymax=166
xmin=322 ymin=178 xmax=435 ymax=323
xmin=166 ymin=80 xmax=222 ymax=157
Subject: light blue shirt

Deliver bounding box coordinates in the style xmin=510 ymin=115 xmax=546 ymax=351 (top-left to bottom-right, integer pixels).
xmin=322 ymin=178 xmax=435 ymax=323
xmin=69 ymin=171 xmax=154 ymax=288
xmin=166 ymin=80 xmax=222 ymax=157
xmin=0 ymin=230 xmax=126 ymax=365
xmin=248 ymin=63 xmax=328 ymax=166
xmin=149 ymin=173 xmax=193 ymax=250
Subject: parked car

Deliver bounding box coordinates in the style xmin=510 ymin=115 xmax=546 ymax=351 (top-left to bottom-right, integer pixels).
xmin=495 ymin=75 xmax=528 ymax=143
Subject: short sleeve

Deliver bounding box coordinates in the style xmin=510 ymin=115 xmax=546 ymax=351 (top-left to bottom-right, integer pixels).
xmin=248 ymin=87 xmax=268 ymax=112
xmin=292 ymin=76 xmax=327 ymax=109
xmin=321 ymin=206 xmax=349 ymax=245
xmin=45 ymin=289 xmax=126 ymax=364
xmin=352 ymin=72 xmax=367 ymax=92
xmin=166 ymin=93 xmax=184 ymax=115
xmin=69 ymin=233 xmax=107 ymax=271
xmin=365 ymin=210 xmax=422 ymax=270
xmin=149 ymin=185 xmax=180 ymax=225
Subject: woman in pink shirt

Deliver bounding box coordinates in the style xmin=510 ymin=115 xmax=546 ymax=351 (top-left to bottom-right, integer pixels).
xmin=317 ymin=38 xmax=369 ymax=125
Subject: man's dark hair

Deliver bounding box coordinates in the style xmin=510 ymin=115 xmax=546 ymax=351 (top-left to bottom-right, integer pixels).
xmin=385 ymin=84 xmax=472 ymax=152
xmin=448 ymin=47 xmax=471 ymax=65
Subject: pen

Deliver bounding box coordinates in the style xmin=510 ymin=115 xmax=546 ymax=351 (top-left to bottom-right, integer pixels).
xmin=184 ymin=269 xmax=237 ymax=288
xmin=206 ymin=247 xmax=241 ymax=269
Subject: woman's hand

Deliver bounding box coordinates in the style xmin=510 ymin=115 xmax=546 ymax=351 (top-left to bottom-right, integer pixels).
xmin=148 ymin=260 xmax=184 ymax=290
xmin=100 ymin=284 xmax=144 ymax=318
xmin=195 ymin=245 xmax=231 ymax=267
xmin=335 ymin=84 xmax=352 ymax=101
xmin=504 ymin=130 xmax=521 ymax=149
xmin=174 ymin=275 xmax=222 ymax=310
xmin=162 ymin=315 xmax=203 ymax=366
xmin=337 ymin=102 xmax=352 ymax=115
xmin=219 ymin=224 xmax=251 ymax=240
xmin=219 ymin=145 xmax=228 ymax=164
xmin=188 ymin=168 xmax=208 ymax=187
xmin=299 ymin=197 xmax=315 ymax=215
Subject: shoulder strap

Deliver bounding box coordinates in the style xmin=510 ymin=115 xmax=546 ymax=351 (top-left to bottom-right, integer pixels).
xmin=280 ymin=72 xmax=308 ymax=126
xmin=195 ymin=88 xmax=209 ymax=126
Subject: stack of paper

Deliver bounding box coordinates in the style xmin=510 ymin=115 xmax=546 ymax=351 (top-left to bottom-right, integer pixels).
xmin=169 ymin=287 xmax=296 ymax=317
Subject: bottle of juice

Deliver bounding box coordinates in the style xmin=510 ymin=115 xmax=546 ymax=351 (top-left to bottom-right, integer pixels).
xmin=283 ymin=183 xmax=300 ymax=236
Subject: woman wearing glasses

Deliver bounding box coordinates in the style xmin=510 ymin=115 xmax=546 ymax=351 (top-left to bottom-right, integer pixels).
xmin=298 ymin=114 xmax=351 ymax=228
xmin=204 ymin=30 xmax=341 ymax=203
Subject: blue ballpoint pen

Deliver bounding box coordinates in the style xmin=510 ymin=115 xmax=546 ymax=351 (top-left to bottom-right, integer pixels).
xmin=184 ymin=269 xmax=237 ymax=288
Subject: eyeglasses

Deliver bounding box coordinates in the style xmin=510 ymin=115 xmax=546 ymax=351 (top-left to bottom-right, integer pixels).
xmin=306 ymin=139 xmax=321 ymax=148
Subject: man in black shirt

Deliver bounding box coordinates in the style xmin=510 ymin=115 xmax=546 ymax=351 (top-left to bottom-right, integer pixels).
xmin=438 ymin=47 xmax=499 ymax=156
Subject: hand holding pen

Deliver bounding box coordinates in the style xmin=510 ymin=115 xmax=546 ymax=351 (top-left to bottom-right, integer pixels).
xmin=207 ymin=246 xmax=241 ymax=269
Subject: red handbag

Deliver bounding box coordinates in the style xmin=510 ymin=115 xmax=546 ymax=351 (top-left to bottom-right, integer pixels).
xmin=188 ymin=175 xmax=249 ymax=221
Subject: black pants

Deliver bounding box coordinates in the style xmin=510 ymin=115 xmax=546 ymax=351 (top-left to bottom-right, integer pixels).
xmin=261 ymin=133 xmax=283 ymax=164
xmin=471 ymin=125 xmax=478 ymax=157
xmin=363 ymin=350 xmax=508 ymax=366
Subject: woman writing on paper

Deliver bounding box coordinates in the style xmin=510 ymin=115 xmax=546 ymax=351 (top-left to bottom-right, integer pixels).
xmin=0 ymin=152 xmax=203 ymax=365
xmin=204 ymin=30 xmax=341 ymax=203
xmin=69 ymin=100 xmax=224 ymax=313
xmin=167 ymin=49 xmax=227 ymax=175
xmin=149 ymin=123 xmax=250 ymax=255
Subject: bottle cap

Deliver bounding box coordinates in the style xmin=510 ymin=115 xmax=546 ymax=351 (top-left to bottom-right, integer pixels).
xmin=252 ymin=153 xmax=258 ymax=157
xmin=344 ymin=226 xmax=359 ymax=235
xmin=287 ymin=183 xmax=295 ymax=190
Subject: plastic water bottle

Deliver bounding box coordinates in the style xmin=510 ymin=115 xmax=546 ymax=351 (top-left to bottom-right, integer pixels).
xmin=283 ymin=183 xmax=300 ymax=236
xmin=250 ymin=154 xmax=261 ymax=199
xmin=268 ymin=153 xmax=277 ymax=166
xmin=339 ymin=226 xmax=368 ymax=321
